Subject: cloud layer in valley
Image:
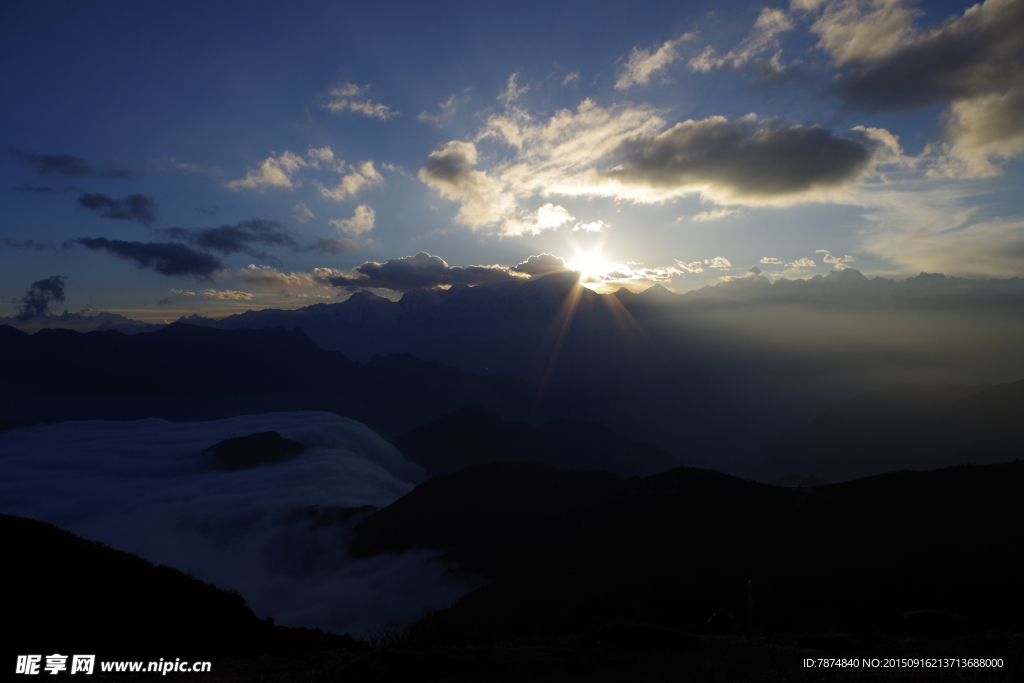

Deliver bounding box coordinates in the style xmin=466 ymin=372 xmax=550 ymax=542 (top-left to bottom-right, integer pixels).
xmin=0 ymin=413 xmax=472 ymax=635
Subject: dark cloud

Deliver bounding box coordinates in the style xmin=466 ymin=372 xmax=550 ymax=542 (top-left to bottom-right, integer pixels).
xmin=318 ymin=252 xmax=527 ymax=291
xmin=10 ymin=185 xmax=59 ymax=194
xmin=75 ymin=237 xmax=223 ymax=278
xmin=311 ymin=236 xmax=358 ymax=255
xmin=16 ymin=275 xmax=67 ymax=322
xmin=603 ymin=117 xmax=878 ymax=200
xmin=157 ymin=298 xmax=173 ymax=306
xmin=1 ymin=238 xmax=56 ymax=251
xmin=835 ymin=0 xmax=1024 ymax=112
xmin=78 ymin=193 xmax=158 ymax=225
xmin=9 ymin=147 xmax=136 ymax=180
xmin=512 ymin=253 xmax=571 ymax=276
xmin=163 ymin=220 xmax=321 ymax=265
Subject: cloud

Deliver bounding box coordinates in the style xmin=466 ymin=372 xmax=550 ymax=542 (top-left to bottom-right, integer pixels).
xmin=419 ymin=141 xmax=516 ymax=230
xmin=317 ymin=252 xmax=529 ymax=291
xmin=232 ymin=264 xmax=333 ymax=294
xmin=199 ymin=289 xmax=253 ymax=300
xmin=293 ymin=203 xmax=316 ymax=223
xmin=603 ymin=115 xmax=885 ymax=204
xmin=535 ymin=203 xmax=575 ymax=229
xmin=573 ymin=220 xmax=606 ymax=232
xmin=562 ymin=72 xmax=579 ymax=85
xmin=788 ymin=257 xmax=817 ymax=267
xmin=316 ymin=162 xmax=383 ymax=200
xmin=78 ymin=193 xmax=157 ymax=225
xmin=704 ymin=256 xmax=733 ymax=268
xmin=225 ymin=150 xmax=310 ymax=191
xmin=313 ymin=237 xmax=358 ymax=255
xmin=857 ymin=184 xmax=1024 ymax=278
xmin=329 ymin=205 xmax=376 ymax=236
xmin=814 ymin=0 xmax=1024 ymax=176
xmin=163 ymin=219 xmax=299 ymax=258
xmin=498 ymin=73 xmax=528 ymax=104
xmin=1 ymin=238 xmax=56 ymax=251
xmin=676 ymin=260 xmax=706 ymax=273
xmin=931 ymin=85 xmax=1024 ymax=178
xmin=822 ymin=252 xmax=857 ymax=265
xmin=511 ymin=253 xmax=570 ymax=276
xmin=0 ymin=414 xmax=471 ymax=634
xmin=689 ymin=8 xmax=793 ymax=73
xmin=157 ymin=297 xmax=173 ymax=306
xmin=760 ymin=256 xmax=784 ymax=264
xmin=324 ymin=83 xmax=397 ymax=119
xmin=75 ymin=238 xmax=223 ymax=278
xmin=10 ymin=185 xmax=60 ymax=194
xmin=692 ymin=208 xmax=743 ymax=221
xmin=616 ymin=34 xmax=696 ymax=89
xmin=9 ymin=148 xmax=136 ymax=180
xmin=15 ymin=275 xmax=67 ymax=322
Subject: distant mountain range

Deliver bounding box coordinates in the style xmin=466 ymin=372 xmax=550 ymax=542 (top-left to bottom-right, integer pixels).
xmin=3 ymin=321 xmax=1022 ymax=481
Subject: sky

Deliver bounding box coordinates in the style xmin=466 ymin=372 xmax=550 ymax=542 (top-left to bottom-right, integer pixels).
xmin=2 ymin=0 xmax=1023 ymax=321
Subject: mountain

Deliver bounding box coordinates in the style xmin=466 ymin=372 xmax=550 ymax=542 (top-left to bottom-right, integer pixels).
xmin=0 ymin=310 xmax=161 ymax=334
xmin=0 ymin=323 xmax=696 ymax=467
xmin=2 ymin=513 xmax=355 ymax=659
xmin=350 ymin=460 xmax=1024 ymax=646
xmin=759 ymin=379 xmax=1024 ymax=481
xmin=391 ymin=404 xmax=679 ymax=478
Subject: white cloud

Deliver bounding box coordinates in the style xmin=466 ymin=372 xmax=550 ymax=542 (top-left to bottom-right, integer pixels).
xmin=293 ymin=203 xmax=316 ymax=223
xmin=809 ymin=0 xmax=920 ymax=65
xmin=535 ymin=203 xmax=575 ymax=229
xmin=225 ymin=150 xmax=308 ymax=191
xmin=704 ymin=256 xmax=733 ymax=268
xmin=689 ymin=8 xmax=794 ymax=73
xmin=930 ymin=86 xmax=1024 ymax=178
xmin=573 ymin=220 xmax=606 ymax=232
xmin=760 ymin=256 xmax=783 ymax=264
xmin=316 ymin=161 xmax=383 ymax=200
xmin=420 ymin=99 xmax=897 ymax=234
xmin=324 ymin=83 xmax=397 ymax=119
xmin=692 ymin=208 xmax=743 ymax=221
xmin=857 ymin=184 xmax=1024 ymax=278
xmin=329 ymin=204 xmax=376 ymax=236
xmin=789 ymin=257 xmax=817 ymax=267
xmin=225 ymin=147 xmax=336 ymax=191
xmin=233 ymin=264 xmax=334 ymax=294
xmin=498 ymin=73 xmax=528 ymax=105
xmin=199 ymin=289 xmax=254 ymax=300
xmin=616 ymin=34 xmax=696 ymax=89
xmin=676 ymin=260 xmax=705 ymax=273
xmin=418 ymin=141 xmax=517 ymax=231
xmin=562 ymin=72 xmax=579 ymax=86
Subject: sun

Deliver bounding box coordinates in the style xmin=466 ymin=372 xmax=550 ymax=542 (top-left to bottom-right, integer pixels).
xmin=567 ymin=249 xmax=611 ymax=282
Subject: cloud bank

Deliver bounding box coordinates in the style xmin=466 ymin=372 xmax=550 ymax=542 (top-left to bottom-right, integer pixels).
xmin=317 ymin=252 xmax=529 ymax=291
xmin=0 ymin=413 xmax=470 ymax=635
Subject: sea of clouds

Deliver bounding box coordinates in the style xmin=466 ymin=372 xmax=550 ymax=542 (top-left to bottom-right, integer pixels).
xmin=0 ymin=412 xmax=472 ymax=635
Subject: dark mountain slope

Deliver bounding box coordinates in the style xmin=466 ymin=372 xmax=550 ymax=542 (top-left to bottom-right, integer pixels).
xmin=351 ymin=460 xmax=1024 ymax=646
xmin=2 ymin=514 xmax=350 ymax=659
xmin=391 ymin=404 xmax=679 ymax=477
xmin=760 ymin=379 xmax=1024 ymax=481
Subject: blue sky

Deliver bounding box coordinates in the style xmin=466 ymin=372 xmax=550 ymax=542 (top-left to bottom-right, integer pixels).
xmin=3 ymin=0 xmax=1022 ymax=320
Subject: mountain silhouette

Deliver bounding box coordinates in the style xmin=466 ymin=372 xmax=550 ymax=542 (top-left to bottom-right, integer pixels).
xmin=3 ymin=513 xmax=355 ymax=659
xmin=349 ymin=460 xmax=1024 ymax=647
xmin=391 ymin=404 xmax=678 ymax=477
